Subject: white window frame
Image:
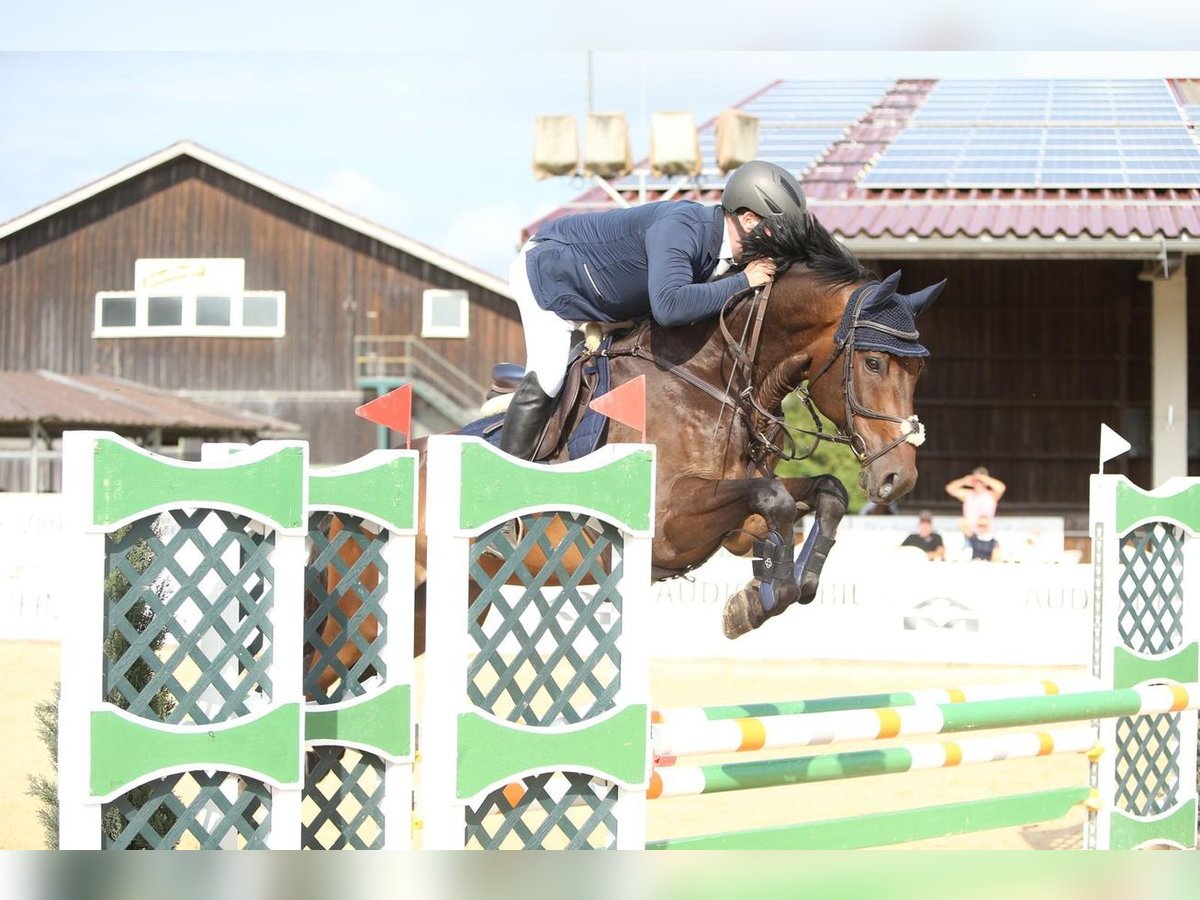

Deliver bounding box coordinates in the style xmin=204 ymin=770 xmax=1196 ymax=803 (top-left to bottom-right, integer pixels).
xmin=421 ymin=288 xmax=470 ymax=339
xmin=94 ymin=290 xmax=286 ymax=338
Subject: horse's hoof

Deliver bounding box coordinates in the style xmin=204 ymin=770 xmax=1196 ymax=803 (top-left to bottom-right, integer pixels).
xmin=722 ymin=584 xmax=766 ymax=639
xmin=797 ymin=575 xmax=819 ymax=605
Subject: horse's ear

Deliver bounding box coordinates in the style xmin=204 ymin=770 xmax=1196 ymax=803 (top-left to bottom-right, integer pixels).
xmin=903 ymin=278 xmax=947 ymax=317
xmin=862 ymin=270 xmax=902 ymax=312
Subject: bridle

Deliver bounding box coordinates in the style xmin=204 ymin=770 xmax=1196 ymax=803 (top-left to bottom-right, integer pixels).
xmin=793 ymin=281 xmax=926 ymax=467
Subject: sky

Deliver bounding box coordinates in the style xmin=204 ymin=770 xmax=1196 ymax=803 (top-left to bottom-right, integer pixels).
xmin=2 ymin=5 xmax=1200 ymax=277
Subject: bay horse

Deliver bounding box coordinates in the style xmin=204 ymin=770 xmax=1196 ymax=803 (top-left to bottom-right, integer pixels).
xmin=307 ymin=213 xmax=942 ymax=688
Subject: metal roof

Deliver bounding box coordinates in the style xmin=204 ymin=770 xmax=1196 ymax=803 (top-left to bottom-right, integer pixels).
xmin=525 ymin=78 xmax=1200 ymax=255
xmin=0 ymin=370 xmax=300 ymax=437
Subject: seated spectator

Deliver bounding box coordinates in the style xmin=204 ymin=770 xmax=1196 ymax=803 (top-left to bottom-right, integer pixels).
xmin=901 ymin=510 xmax=945 ymax=560
xmin=967 ymin=515 xmax=1001 ymax=562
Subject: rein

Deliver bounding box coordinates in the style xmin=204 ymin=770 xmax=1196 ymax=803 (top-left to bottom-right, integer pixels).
xmin=596 ymin=276 xmax=924 ymax=471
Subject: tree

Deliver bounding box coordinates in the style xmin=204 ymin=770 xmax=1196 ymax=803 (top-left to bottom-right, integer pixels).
xmin=775 ymin=391 xmax=868 ymax=513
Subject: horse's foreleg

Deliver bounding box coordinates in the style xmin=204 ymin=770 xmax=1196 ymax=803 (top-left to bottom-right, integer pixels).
xmin=777 ymin=474 xmax=849 ymax=605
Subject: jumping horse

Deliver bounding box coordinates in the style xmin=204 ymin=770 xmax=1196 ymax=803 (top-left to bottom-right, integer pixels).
xmin=306 ymin=213 xmax=942 ymax=690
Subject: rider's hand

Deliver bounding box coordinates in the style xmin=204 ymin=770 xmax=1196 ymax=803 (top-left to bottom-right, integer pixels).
xmin=744 ymin=258 xmax=776 ymax=287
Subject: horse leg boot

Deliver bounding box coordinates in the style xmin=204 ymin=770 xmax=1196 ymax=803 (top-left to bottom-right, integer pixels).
xmin=786 ymin=475 xmax=848 ymax=604
xmin=720 ymin=476 xmax=846 ymax=638
xmin=499 ymin=372 xmax=555 ymax=461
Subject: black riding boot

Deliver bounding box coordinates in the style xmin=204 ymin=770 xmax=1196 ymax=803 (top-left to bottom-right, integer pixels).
xmin=499 ymin=372 xmax=556 ymax=460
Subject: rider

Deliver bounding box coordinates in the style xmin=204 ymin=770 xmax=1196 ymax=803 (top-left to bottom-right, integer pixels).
xmin=500 ymin=159 xmax=808 ymax=459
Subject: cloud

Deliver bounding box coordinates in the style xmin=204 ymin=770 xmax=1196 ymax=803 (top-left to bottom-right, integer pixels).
xmin=313 ymin=168 xmax=411 ymax=230
xmin=436 ymin=205 xmax=530 ymax=278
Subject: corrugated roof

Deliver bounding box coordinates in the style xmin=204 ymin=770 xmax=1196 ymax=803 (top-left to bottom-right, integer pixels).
xmin=0 ymin=370 xmax=300 ymax=436
xmin=525 ymin=78 xmax=1200 ymax=250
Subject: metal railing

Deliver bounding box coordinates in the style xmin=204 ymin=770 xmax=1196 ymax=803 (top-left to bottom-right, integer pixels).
xmin=354 ymin=335 xmax=487 ymax=416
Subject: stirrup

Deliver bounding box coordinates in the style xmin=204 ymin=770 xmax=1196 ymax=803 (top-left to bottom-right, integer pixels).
xmin=484 ymin=518 xmax=525 ymax=560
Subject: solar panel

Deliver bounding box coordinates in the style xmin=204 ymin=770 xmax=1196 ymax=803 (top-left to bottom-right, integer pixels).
xmin=613 ymin=80 xmax=893 ymax=190
xmin=862 ymin=79 xmax=1200 ymax=189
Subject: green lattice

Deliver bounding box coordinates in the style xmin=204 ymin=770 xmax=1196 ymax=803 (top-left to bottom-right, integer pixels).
xmin=466 ymin=513 xmax=624 ymax=726
xmin=1113 ymin=522 xmax=1186 ymax=824
xmin=302 ymin=747 xmax=386 ymax=849
xmin=464 ymin=771 xmax=619 ymax=849
xmin=460 ymin=512 xmax=627 ymax=850
xmin=101 ymin=771 xmax=270 ymax=849
xmin=1117 ymin=524 xmax=1185 ymax=655
xmin=104 ymin=509 xmax=274 ymax=726
xmin=1114 ymin=713 xmax=1183 ymax=816
xmin=302 ymin=513 xmax=389 ymax=703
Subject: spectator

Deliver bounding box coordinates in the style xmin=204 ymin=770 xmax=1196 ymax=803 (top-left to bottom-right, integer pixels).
xmin=945 ymin=466 xmax=1007 ymax=535
xmin=967 ymin=515 xmax=1001 ymax=562
xmin=901 ymin=510 xmax=945 ymax=560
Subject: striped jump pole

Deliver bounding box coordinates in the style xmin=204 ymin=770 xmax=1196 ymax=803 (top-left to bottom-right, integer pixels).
xmin=649 ymin=726 xmax=1099 ymax=799
xmin=654 ymin=677 xmax=1101 ymax=726
xmin=652 ymin=682 xmax=1200 ymax=759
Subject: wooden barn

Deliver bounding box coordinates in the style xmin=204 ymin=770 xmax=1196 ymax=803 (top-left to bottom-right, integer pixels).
xmin=528 ymin=77 xmax=1200 ymax=527
xmin=0 ymin=141 xmax=524 ymax=490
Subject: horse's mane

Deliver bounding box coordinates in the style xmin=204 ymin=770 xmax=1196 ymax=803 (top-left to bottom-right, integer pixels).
xmin=738 ymin=212 xmax=876 ymax=288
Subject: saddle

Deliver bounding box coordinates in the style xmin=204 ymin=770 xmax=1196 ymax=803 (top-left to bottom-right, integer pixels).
xmin=474 ymin=321 xmax=646 ymax=462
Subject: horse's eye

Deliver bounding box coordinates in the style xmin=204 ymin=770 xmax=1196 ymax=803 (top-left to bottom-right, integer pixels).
xmin=865 ymin=356 xmax=882 ymax=373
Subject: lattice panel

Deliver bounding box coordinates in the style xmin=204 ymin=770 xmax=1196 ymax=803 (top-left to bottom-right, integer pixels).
xmin=103 ymin=509 xmax=274 ymax=726
xmin=302 ymin=747 xmax=386 ymax=849
xmin=303 ymin=513 xmax=389 ymax=703
xmin=1117 ymin=523 xmax=1184 ymax=655
xmin=1113 ymin=713 xmax=1183 ymax=816
xmin=464 ymin=771 xmax=619 ymax=850
xmin=466 ymin=513 xmax=624 ymax=726
xmin=101 ymin=771 xmax=270 ymax=849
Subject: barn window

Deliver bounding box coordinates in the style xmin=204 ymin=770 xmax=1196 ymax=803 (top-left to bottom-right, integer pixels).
xmin=197 ymin=295 xmax=232 ymax=326
xmin=99 ymin=295 xmax=136 ymax=328
xmin=421 ymin=289 xmax=469 ymax=338
xmin=95 ymin=260 xmax=286 ymax=338
xmin=243 ymin=292 xmax=281 ymax=328
xmin=94 ymin=290 xmax=285 ymax=337
xmin=148 ymin=296 xmax=183 ymax=327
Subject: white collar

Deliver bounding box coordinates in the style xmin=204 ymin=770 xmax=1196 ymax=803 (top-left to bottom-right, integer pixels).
xmin=719 ymin=218 xmax=736 ymax=263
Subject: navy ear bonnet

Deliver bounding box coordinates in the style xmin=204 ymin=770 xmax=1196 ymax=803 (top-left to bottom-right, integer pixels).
xmin=833 ymin=270 xmax=944 ymax=358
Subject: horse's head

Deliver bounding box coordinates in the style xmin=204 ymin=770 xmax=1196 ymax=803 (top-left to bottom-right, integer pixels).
xmin=803 ymin=269 xmax=943 ymax=504
xmin=737 ymin=214 xmax=942 ymax=505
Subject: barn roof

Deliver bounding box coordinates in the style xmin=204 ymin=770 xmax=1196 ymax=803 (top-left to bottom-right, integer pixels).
xmin=526 ymin=77 xmax=1200 ymax=258
xmin=0 ymin=370 xmax=299 ymax=439
xmin=0 ymin=140 xmax=510 ymax=296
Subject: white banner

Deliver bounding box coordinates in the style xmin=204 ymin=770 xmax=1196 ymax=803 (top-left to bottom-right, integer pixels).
xmin=0 ymin=494 xmax=64 ymax=639
xmin=647 ymin=545 xmax=1092 ymax=666
xmin=6 ymin=496 xmax=1093 ymax=667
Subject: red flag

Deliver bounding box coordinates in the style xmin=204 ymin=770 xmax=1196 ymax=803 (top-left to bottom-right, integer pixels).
xmin=355 ymin=384 xmax=413 ymax=449
xmin=589 ymin=375 xmax=646 ymax=442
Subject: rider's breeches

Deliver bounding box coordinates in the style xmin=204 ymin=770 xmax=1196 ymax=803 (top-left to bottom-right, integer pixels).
xmin=509 ymin=241 xmax=576 ymax=398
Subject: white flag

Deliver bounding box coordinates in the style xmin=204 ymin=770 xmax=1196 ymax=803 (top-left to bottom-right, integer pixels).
xmin=1099 ymin=423 xmax=1132 ymax=471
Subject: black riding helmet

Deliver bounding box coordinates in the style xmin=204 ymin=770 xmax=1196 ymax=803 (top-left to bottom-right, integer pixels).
xmin=721 ymin=160 xmax=807 ymax=221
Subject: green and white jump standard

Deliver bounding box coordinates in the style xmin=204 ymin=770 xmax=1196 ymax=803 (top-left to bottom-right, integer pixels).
xmin=420 ymin=436 xmax=656 ymax=850
xmin=58 ymin=432 xmax=417 ymax=849
xmin=1088 ymin=474 xmax=1200 ymax=850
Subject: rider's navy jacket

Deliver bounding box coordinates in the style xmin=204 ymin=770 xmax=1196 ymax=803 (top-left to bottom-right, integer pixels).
xmin=524 ymin=201 xmax=752 ymax=326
